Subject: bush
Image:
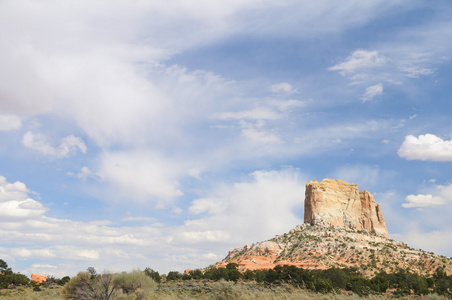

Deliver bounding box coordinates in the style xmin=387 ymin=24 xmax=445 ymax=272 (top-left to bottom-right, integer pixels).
xmin=113 ymin=270 xmax=156 ymax=298
xmin=62 ymin=270 xmax=156 ymax=300
xmin=166 ymin=271 xmax=182 ymax=281
xmin=314 ymin=278 xmax=333 ymax=293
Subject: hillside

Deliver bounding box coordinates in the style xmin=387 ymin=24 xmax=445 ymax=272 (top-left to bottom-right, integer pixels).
xmin=218 ymin=223 xmax=452 ymax=277
xmin=216 ymin=179 xmax=452 ymax=277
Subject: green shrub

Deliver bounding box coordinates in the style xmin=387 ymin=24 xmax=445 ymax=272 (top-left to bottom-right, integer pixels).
xmin=62 ymin=270 xmax=156 ymax=300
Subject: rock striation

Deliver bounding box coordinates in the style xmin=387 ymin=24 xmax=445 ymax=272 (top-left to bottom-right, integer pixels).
xmin=304 ymin=179 xmax=388 ymax=238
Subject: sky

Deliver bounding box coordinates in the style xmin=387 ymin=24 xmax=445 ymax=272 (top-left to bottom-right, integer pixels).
xmin=1 ymin=0 xmax=452 ymax=277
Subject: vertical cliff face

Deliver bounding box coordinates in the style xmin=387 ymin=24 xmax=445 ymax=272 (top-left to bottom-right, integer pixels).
xmin=304 ymin=179 xmax=388 ymax=238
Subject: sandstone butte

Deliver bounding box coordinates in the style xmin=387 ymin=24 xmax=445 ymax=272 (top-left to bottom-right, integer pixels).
xmin=214 ymin=179 xmax=452 ymax=277
xmin=304 ymin=179 xmax=388 ymax=238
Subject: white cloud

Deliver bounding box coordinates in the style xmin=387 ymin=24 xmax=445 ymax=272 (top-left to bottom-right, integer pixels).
xmin=189 ymin=198 xmax=229 ymax=215
xmin=31 ymin=264 xmax=57 ymax=269
xmin=329 ymin=50 xmax=387 ymax=75
xmin=0 ymin=198 xmax=47 ymax=220
xmin=66 ymin=166 xmax=102 ymax=181
xmin=0 ymin=176 xmax=29 ymax=200
xmin=0 ymin=176 xmax=47 ymax=221
xmin=403 ymin=183 xmax=452 ymax=209
xmin=22 ymin=131 xmax=87 ymax=158
xmin=121 ymin=216 xmax=155 ymax=222
xmin=99 ymin=151 xmax=184 ymax=204
xmin=241 ymin=124 xmax=283 ymax=144
xmin=77 ymin=250 xmax=100 ymax=261
xmin=361 ymin=83 xmax=383 ymax=102
xmin=0 ymin=114 xmax=22 ymax=131
xmin=188 ymin=168 xmax=203 ymax=180
xmin=270 ymin=99 xmax=307 ymax=112
xmin=402 ymin=194 xmax=446 ymax=208
xmin=399 ymin=65 xmax=434 ymax=78
xmin=210 ymin=107 xmax=282 ymax=121
xmin=271 ymin=82 xmax=296 ymax=94
xmin=183 ymin=169 xmax=306 ymax=246
xmin=177 ymin=230 xmax=230 ymax=243
xmin=398 ymin=134 xmax=452 ymax=161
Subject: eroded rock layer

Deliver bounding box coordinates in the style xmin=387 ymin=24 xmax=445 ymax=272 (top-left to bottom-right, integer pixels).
xmin=304 ymin=179 xmax=388 ymax=238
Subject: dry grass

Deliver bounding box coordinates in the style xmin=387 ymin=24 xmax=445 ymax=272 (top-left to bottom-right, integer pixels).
xmin=1 ymin=281 xmax=449 ymax=300
xmin=0 ymin=286 xmax=62 ymax=300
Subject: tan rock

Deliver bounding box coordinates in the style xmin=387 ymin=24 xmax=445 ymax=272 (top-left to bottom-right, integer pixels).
xmin=31 ymin=273 xmax=47 ymax=284
xmin=304 ymin=179 xmax=388 ymax=238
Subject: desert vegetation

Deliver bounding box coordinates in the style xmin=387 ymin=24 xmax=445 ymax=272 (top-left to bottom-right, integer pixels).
xmin=2 ymin=258 xmax=452 ymax=299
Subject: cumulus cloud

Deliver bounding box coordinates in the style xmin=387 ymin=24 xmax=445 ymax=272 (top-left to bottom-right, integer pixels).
xmin=329 ymin=50 xmax=387 ymax=75
xmin=398 ymin=134 xmax=452 ymax=161
xmin=0 ymin=176 xmax=47 ymax=221
xmin=361 ymin=83 xmax=383 ymax=102
xmin=22 ymin=131 xmax=87 ymax=158
xmin=402 ymin=194 xmax=446 ymax=208
xmin=0 ymin=114 xmax=21 ymax=131
xmin=403 ymin=183 xmax=452 ymax=209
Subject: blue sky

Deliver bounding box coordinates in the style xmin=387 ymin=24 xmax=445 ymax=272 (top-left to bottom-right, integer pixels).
xmin=1 ymin=0 xmax=452 ymax=277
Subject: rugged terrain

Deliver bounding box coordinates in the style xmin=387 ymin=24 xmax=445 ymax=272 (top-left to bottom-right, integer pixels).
xmin=218 ymin=223 xmax=452 ymax=277
xmin=217 ymin=179 xmax=452 ymax=277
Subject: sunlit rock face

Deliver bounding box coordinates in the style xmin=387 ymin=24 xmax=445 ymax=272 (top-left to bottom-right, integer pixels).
xmin=304 ymin=179 xmax=388 ymax=238
xmin=31 ymin=273 xmax=48 ymax=284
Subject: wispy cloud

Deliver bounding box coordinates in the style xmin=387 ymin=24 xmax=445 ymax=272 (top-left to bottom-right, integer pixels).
xmin=361 ymin=83 xmax=383 ymax=102
xmin=210 ymin=107 xmax=282 ymax=121
xmin=329 ymin=50 xmax=387 ymax=75
xmin=66 ymin=167 xmax=102 ymax=182
xmin=270 ymin=82 xmax=297 ymax=94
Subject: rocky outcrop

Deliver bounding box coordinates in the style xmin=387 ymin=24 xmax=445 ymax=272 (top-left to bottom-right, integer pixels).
xmin=217 ymin=224 xmax=452 ymax=277
xmin=304 ymin=179 xmax=388 ymax=238
xmin=31 ymin=273 xmax=47 ymax=284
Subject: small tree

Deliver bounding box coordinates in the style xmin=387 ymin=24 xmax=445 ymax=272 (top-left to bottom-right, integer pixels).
xmin=144 ymin=267 xmax=161 ymax=283
xmin=0 ymin=259 xmax=30 ymax=288
xmin=166 ymin=271 xmax=182 ymax=281
xmin=87 ymin=267 xmax=98 ymax=279
xmin=0 ymin=259 xmax=12 ymax=275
